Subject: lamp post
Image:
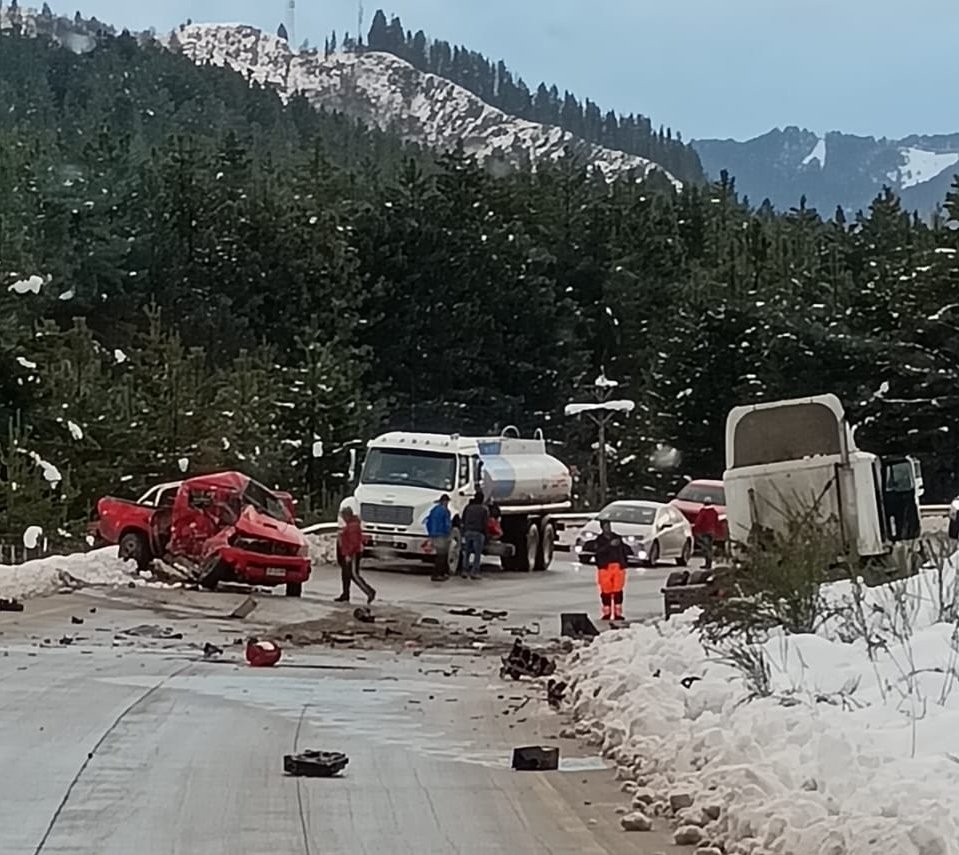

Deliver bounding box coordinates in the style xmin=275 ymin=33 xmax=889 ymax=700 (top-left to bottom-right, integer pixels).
xmin=564 ymin=371 xmax=635 ymax=507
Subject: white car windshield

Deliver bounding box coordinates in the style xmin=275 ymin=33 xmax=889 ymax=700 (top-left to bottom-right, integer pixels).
xmin=598 ymin=504 xmax=656 ymax=525
xmin=361 ymin=448 xmax=456 ymax=491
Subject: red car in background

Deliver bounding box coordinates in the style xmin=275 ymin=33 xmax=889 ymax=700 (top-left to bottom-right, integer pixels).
xmin=670 ymin=479 xmax=728 ymax=544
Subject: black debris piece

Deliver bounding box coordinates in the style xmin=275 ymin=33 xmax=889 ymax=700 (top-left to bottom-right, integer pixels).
xmin=500 ymin=638 xmax=556 ymax=681
xmin=59 ymin=636 xmax=74 ymax=646
xmin=71 ymin=616 xmax=84 ymax=625
xmin=0 ymin=598 xmax=24 ymax=612
xmin=353 ymin=607 xmax=375 ymax=623
xmin=284 ymin=750 xmax=349 ymax=778
xmin=448 ymin=607 xmax=477 ymax=616
xmin=680 ymin=675 xmax=703 ymax=689
xmin=560 ymin=613 xmax=599 ymax=639
xmin=511 ymin=745 xmax=559 ymax=771
xmin=203 ymin=642 xmax=223 ymax=658
xmin=546 ymin=679 xmax=567 ymax=708
xmin=480 ymin=609 xmax=508 ymax=622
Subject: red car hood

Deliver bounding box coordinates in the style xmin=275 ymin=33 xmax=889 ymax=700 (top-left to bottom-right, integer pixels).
xmin=235 ymin=506 xmax=306 ymax=547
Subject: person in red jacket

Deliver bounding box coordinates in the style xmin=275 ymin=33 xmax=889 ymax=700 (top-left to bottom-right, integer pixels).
xmin=693 ymin=498 xmax=722 ymax=569
xmin=335 ymin=506 xmax=376 ymax=604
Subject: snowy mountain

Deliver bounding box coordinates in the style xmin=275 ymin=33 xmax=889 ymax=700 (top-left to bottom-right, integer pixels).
xmin=693 ymin=127 xmax=959 ymax=216
xmin=163 ymin=24 xmax=680 ymax=188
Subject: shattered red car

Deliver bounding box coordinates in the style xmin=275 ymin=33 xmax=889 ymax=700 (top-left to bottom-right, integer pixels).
xmin=95 ymin=471 xmax=311 ymax=597
xmin=670 ymin=478 xmax=728 ymax=544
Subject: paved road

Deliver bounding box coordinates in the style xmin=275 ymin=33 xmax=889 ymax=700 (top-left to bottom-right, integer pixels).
xmin=0 ymin=559 xmax=684 ymax=855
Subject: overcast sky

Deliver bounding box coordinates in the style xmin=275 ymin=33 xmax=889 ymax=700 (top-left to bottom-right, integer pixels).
xmin=57 ymin=0 xmax=956 ymax=141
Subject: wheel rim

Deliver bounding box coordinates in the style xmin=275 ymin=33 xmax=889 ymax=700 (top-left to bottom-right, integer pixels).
xmin=527 ymin=527 xmax=539 ymax=570
xmin=542 ymin=524 xmax=555 ymax=569
xmin=119 ymin=536 xmax=140 ymax=561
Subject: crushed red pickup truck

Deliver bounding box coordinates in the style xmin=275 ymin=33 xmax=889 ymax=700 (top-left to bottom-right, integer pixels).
xmin=95 ymin=471 xmax=311 ymax=597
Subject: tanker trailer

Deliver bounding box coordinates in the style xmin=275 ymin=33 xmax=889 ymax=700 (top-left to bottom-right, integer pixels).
xmin=341 ymin=427 xmax=572 ymax=573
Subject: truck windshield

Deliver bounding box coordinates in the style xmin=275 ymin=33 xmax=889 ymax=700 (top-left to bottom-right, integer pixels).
xmin=242 ymin=480 xmax=288 ymax=522
xmin=361 ymin=448 xmax=457 ymax=491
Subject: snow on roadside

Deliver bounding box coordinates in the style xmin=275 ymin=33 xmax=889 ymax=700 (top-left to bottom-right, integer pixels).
xmin=0 ymin=548 xmax=136 ymax=601
xmin=565 ymin=568 xmax=959 ymax=854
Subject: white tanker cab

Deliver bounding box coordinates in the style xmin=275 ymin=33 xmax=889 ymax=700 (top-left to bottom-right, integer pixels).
xmin=341 ymin=427 xmax=573 ymax=574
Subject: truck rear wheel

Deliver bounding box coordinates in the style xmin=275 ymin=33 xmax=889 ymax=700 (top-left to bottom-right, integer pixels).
xmin=118 ymin=531 xmax=151 ymax=573
xmin=501 ymin=517 xmax=537 ymax=572
xmin=524 ymin=522 xmax=540 ymax=573
xmin=536 ymin=521 xmax=555 ymax=571
xmin=286 ymin=582 xmax=303 ymax=598
xmin=199 ymin=559 xmax=229 ymax=592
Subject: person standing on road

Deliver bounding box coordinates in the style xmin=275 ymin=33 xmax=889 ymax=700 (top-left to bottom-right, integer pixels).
xmin=334 ymin=506 xmax=376 ymax=604
xmin=594 ymin=518 xmax=629 ymax=621
xmin=460 ymin=491 xmax=489 ymax=580
xmin=426 ymin=494 xmax=452 ymax=582
xmin=693 ymin=498 xmax=721 ymax=570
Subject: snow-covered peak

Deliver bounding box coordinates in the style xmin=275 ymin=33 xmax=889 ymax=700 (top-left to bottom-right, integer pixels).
xmin=168 ymin=24 xmax=681 ymax=188
xmin=890 ymin=147 xmax=959 ymax=190
xmin=801 ymin=136 xmax=827 ymax=169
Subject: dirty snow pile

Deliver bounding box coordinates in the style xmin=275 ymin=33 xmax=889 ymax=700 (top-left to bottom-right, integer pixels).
xmin=565 ymin=564 xmax=959 ymax=855
xmin=0 ymin=549 xmax=136 ymax=600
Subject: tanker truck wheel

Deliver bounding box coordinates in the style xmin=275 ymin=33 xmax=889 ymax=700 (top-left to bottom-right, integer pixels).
xmin=524 ymin=522 xmax=540 ymax=573
xmin=535 ymin=521 xmax=555 ymax=571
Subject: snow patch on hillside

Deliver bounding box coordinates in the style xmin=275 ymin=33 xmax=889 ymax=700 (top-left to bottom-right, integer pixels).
xmin=801 ymin=136 xmax=827 ymax=169
xmin=167 ymin=24 xmax=680 ymax=188
xmin=893 ymin=147 xmax=959 ymax=190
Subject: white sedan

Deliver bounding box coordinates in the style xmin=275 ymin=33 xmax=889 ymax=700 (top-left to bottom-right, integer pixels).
xmin=574 ymin=500 xmax=694 ymax=567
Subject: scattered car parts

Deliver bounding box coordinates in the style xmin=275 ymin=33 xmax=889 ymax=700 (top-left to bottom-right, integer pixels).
xmin=284 ymin=750 xmax=349 ymax=778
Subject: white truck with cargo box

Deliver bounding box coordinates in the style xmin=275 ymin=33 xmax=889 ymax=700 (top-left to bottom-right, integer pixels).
xmin=723 ymin=394 xmax=922 ymax=562
xmin=342 ymin=428 xmax=572 ymax=573
xmin=662 ymin=394 xmax=922 ymax=618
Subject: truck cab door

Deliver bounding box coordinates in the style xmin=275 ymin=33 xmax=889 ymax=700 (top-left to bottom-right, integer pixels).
xmin=881 ymin=457 xmax=921 ymax=542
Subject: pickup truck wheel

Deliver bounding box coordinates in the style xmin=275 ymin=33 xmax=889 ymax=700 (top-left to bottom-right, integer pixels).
xmin=286 ymin=583 xmax=303 ymax=598
xmin=199 ymin=559 xmax=228 ymax=592
xmin=118 ymin=531 xmax=150 ymax=573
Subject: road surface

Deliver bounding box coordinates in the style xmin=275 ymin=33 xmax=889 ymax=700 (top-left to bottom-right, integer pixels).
xmin=0 ymin=555 xmax=688 ymax=854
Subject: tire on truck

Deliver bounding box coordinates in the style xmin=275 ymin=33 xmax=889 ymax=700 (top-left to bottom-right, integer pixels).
xmin=501 ymin=515 xmax=539 ymax=573
xmin=535 ymin=519 xmax=556 ymax=572
xmin=118 ymin=530 xmax=152 ymax=573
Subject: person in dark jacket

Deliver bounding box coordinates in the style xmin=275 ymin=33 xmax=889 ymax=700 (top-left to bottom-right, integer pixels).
xmin=594 ymin=519 xmax=629 ymax=621
xmin=334 ymin=506 xmax=375 ymax=604
xmin=460 ymin=491 xmax=489 ymax=580
xmin=425 ymin=494 xmax=452 ymax=581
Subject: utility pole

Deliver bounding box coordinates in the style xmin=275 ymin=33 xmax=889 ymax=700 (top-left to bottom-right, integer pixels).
xmin=286 ymin=0 xmax=295 ymax=47
xmin=565 ymin=370 xmax=635 ymax=507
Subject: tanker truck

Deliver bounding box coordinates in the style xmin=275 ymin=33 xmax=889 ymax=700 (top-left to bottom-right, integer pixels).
xmin=340 ymin=427 xmax=572 ymax=573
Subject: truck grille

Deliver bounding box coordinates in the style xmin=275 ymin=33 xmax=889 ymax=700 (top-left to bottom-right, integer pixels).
xmin=361 ymin=503 xmax=414 ymax=526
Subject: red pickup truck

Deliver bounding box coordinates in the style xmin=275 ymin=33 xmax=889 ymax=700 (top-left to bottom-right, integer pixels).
xmin=95 ymin=471 xmax=311 ymax=597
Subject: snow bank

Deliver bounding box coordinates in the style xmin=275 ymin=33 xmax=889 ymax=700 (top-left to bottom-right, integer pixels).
xmin=565 ymin=566 xmax=959 ymax=854
xmin=0 ymin=548 xmax=135 ymax=600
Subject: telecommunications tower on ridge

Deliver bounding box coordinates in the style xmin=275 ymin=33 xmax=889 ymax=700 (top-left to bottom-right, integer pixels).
xmin=286 ymin=0 xmax=295 ymax=46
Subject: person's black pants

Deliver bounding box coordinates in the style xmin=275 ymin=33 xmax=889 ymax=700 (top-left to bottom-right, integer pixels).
xmin=340 ymin=555 xmax=375 ymax=602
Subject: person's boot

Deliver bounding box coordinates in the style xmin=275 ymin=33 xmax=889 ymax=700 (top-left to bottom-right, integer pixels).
xmin=333 ymin=593 xmax=349 ymax=603
xmin=613 ymin=603 xmax=624 ymax=621
xmin=601 ymin=605 xmax=612 ymax=621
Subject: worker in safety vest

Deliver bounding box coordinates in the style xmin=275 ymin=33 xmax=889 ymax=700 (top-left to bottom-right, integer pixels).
xmin=594 ymin=519 xmax=629 ymax=621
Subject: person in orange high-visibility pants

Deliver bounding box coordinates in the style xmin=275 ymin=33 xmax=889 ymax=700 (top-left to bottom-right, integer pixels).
xmin=594 ymin=519 xmax=629 ymax=621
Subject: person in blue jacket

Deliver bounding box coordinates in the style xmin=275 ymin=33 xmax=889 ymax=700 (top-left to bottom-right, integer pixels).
xmin=426 ymin=494 xmax=452 ymax=582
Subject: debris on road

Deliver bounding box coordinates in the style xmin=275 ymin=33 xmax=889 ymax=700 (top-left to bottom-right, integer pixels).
xmin=229 ymin=596 xmax=258 ymax=620
xmin=546 ymin=679 xmax=567 ymax=708
xmin=500 ymin=639 xmax=556 ymax=681
xmin=246 ymin=638 xmax=282 ymax=667
xmin=203 ymin=642 xmax=223 ymax=658
xmin=504 ymin=621 xmax=540 ymax=637
xmin=283 ymin=750 xmax=349 ymax=778
xmin=71 ymin=615 xmax=84 ymax=625
xmin=560 ymin=613 xmax=599 ymax=639
xmin=120 ymin=624 xmax=184 ymax=640
xmin=58 ymin=635 xmax=73 ymax=646
xmin=353 ymin=607 xmax=375 ymax=623
xmin=511 ymin=745 xmax=559 ymax=771
xmin=0 ymin=598 xmax=25 ymax=612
